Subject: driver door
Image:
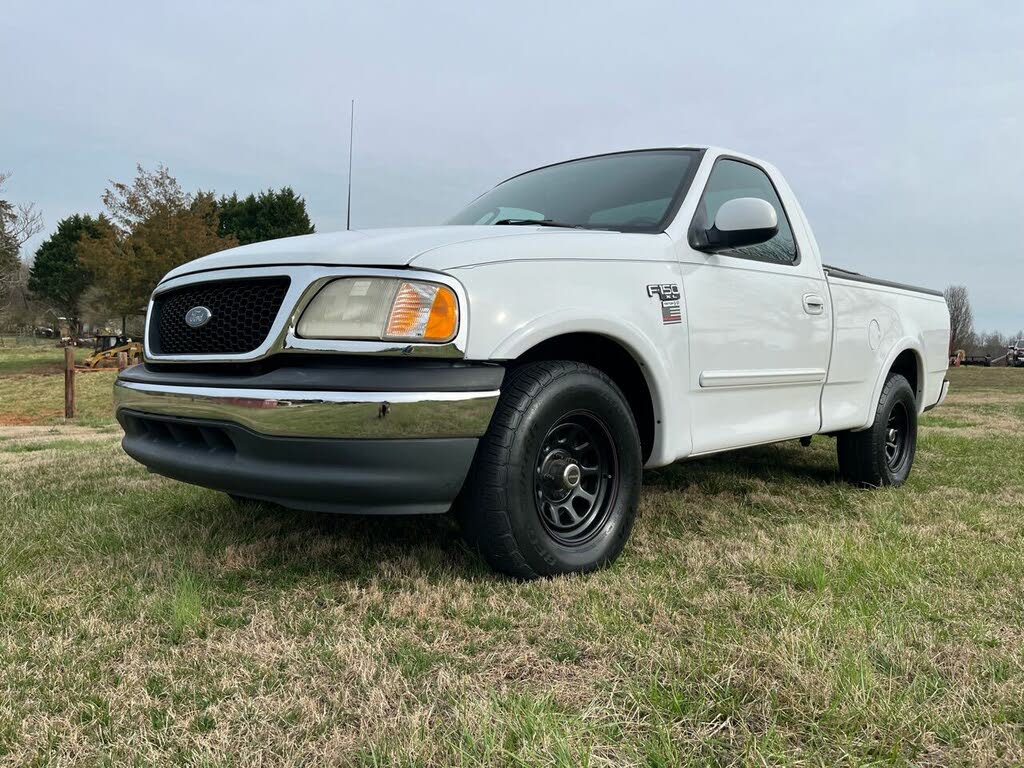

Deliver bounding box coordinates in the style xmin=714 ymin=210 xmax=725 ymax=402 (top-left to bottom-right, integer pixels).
xmin=679 ymin=157 xmax=831 ymax=454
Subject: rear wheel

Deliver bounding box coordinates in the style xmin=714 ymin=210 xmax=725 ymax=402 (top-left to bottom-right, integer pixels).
xmin=837 ymin=373 xmax=917 ymax=487
xmin=457 ymin=361 xmax=641 ymax=578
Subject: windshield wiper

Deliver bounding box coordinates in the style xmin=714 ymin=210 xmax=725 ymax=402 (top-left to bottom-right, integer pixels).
xmin=492 ymin=218 xmax=583 ymax=229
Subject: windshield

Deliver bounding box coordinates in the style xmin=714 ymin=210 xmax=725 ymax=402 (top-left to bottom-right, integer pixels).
xmin=447 ymin=150 xmax=701 ymax=233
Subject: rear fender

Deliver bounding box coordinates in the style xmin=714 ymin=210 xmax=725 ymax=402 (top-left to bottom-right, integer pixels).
xmin=857 ymin=339 xmax=924 ymax=430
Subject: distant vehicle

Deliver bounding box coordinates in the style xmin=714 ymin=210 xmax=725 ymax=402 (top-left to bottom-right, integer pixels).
xmin=1009 ymin=341 xmax=1024 ymax=367
xmin=113 ymin=146 xmax=951 ymax=577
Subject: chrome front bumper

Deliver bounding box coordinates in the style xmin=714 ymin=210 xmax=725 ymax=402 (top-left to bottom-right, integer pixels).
xmin=113 ymin=380 xmax=500 ymax=439
xmin=113 ymin=364 xmax=503 ymax=514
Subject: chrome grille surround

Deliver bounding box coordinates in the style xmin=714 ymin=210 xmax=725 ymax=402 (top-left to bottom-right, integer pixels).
xmin=150 ymin=276 xmax=290 ymax=355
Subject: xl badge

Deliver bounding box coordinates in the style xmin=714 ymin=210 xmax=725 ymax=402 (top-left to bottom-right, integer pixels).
xmin=646 ymin=284 xmax=682 ymax=325
xmin=184 ymin=306 xmax=212 ymax=329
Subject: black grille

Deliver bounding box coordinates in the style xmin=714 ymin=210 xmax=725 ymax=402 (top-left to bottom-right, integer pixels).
xmin=150 ymin=277 xmax=290 ymax=355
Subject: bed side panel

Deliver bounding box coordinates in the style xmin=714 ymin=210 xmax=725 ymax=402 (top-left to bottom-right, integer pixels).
xmin=821 ymin=278 xmax=948 ymax=433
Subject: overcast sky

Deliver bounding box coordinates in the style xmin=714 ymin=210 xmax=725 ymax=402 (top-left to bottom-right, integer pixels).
xmin=3 ymin=1 xmax=1022 ymax=330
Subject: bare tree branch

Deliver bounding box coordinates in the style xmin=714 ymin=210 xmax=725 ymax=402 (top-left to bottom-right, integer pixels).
xmin=1 ymin=171 xmax=44 ymax=250
xmin=943 ymin=284 xmax=974 ymax=354
xmin=1 ymin=172 xmax=45 ymax=318
xmin=11 ymin=201 xmax=44 ymax=247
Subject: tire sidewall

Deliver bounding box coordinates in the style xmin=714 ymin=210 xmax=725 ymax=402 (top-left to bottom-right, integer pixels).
xmin=505 ymin=371 xmax=641 ymax=575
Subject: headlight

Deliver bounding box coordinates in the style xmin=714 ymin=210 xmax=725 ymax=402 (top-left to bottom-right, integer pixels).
xmin=296 ymin=277 xmax=459 ymax=342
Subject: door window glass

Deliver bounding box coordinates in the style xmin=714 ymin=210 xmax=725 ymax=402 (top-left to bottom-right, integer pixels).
xmin=695 ymin=159 xmax=797 ymax=264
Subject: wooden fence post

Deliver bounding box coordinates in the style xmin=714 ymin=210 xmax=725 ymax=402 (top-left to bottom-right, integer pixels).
xmin=117 ymin=351 xmax=128 ymax=371
xmin=64 ymin=346 xmax=76 ymax=419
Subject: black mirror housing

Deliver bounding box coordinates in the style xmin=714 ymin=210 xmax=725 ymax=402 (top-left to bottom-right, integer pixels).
xmin=702 ymin=222 xmax=778 ymax=250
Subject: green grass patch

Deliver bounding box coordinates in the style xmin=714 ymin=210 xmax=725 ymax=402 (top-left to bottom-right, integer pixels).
xmin=0 ymin=368 xmax=117 ymax=427
xmin=0 ymin=342 xmax=90 ymax=376
xmin=0 ymin=366 xmax=1022 ymax=763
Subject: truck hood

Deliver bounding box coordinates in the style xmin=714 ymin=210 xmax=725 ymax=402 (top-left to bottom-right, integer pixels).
xmin=160 ymin=226 xmax=581 ymax=283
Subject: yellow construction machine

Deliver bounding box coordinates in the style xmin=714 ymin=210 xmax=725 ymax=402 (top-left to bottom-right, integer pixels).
xmin=82 ymin=334 xmax=143 ymax=368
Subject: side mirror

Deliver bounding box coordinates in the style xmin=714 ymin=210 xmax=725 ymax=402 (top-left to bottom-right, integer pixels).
xmin=698 ymin=197 xmax=778 ymax=251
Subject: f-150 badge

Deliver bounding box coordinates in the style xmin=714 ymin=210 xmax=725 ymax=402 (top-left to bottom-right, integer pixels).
xmin=647 ymin=284 xmax=682 ymax=325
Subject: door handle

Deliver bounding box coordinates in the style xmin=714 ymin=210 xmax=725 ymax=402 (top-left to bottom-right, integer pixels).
xmin=803 ymin=293 xmax=825 ymax=315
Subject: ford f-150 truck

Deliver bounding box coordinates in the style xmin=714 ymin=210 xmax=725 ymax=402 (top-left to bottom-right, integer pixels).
xmin=114 ymin=147 xmax=951 ymax=577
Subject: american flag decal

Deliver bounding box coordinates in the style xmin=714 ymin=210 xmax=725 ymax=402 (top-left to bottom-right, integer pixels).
xmin=661 ymin=300 xmax=682 ymax=325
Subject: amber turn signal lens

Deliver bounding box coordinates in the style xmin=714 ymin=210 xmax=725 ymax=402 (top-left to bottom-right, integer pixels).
xmin=425 ymin=285 xmax=457 ymax=340
xmin=385 ymin=282 xmax=458 ymax=342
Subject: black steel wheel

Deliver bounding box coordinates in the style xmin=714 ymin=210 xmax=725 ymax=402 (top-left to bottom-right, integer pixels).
xmin=534 ymin=413 xmax=618 ymax=547
xmin=883 ymin=400 xmax=911 ymax=474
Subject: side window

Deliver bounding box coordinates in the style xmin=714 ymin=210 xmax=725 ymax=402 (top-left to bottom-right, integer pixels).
xmin=695 ymin=159 xmax=797 ymax=265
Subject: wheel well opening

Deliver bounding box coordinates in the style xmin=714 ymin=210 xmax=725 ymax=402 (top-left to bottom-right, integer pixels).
xmin=512 ymin=333 xmax=656 ymax=462
xmin=889 ymin=349 xmax=920 ymax=402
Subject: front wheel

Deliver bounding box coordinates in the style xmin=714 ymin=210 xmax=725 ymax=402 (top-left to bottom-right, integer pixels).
xmin=837 ymin=373 xmax=917 ymax=487
xmin=457 ymin=361 xmax=642 ymax=578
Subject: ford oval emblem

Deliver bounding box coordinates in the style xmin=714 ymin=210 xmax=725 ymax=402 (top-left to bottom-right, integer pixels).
xmin=184 ymin=306 xmax=212 ymax=329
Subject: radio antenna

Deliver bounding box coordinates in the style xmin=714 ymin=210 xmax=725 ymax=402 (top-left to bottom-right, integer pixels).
xmin=346 ymin=99 xmax=355 ymax=230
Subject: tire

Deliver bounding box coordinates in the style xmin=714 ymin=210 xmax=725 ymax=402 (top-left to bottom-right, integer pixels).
xmin=837 ymin=373 xmax=917 ymax=487
xmin=457 ymin=361 xmax=642 ymax=578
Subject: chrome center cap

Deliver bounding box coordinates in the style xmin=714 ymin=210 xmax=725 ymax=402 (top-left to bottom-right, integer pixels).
xmin=562 ymin=463 xmax=581 ymax=489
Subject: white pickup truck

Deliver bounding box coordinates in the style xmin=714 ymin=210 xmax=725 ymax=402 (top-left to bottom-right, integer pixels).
xmin=115 ymin=147 xmax=950 ymax=577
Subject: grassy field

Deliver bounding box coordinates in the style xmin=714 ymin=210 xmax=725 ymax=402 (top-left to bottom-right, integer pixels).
xmin=0 ymin=339 xmax=90 ymax=377
xmin=1 ymin=360 xmax=1023 ymax=765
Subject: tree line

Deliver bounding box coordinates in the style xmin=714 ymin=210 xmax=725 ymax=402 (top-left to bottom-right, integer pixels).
xmin=944 ymin=284 xmax=1023 ymax=358
xmin=1 ymin=165 xmax=314 ymax=335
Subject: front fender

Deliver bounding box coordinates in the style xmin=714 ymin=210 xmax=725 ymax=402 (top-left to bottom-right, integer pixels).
xmin=451 ymin=258 xmax=689 ymax=466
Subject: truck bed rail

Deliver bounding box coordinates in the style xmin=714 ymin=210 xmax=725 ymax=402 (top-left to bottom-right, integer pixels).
xmin=823 ymin=265 xmax=944 ymax=298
